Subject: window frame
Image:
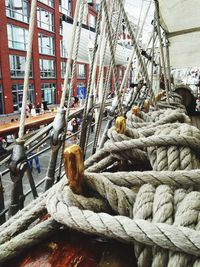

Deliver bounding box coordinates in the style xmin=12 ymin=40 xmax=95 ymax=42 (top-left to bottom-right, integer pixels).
xmin=6 ymin=0 xmax=29 ymax=23
xmin=7 ymin=24 xmax=28 ymax=51
xmin=38 ymin=33 xmax=55 ymax=55
xmin=37 ymin=7 xmax=54 ymax=32
xmin=12 ymin=83 xmax=34 ymax=112
xmin=38 ymin=0 xmax=54 ymax=8
xmin=40 ymin=58 xmax=56 ymax=78
xmin=9 ymin=54 xmax=33 ymax=78
xmin=41 ymin=83 xmax=56 ymax=105
xmin=77 ymin=64 xmax=86 ymax=79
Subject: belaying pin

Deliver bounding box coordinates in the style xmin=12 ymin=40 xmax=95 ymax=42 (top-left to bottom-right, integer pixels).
xmin=115 ymin=116 xmax=126 ymax=134
xmin=64 ymin=144 xmax=84 ymax=194
xmin=132 ymin=106 xmax=140 ymax=116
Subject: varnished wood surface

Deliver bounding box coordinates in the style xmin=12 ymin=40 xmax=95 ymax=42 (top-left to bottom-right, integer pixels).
xmin=5 ymin=229 xmax=136 ymax=267
xmin=0 ymin=108 xmax=81 ymax=138
xmin=0 ymin=112 xmax=55 ymax=137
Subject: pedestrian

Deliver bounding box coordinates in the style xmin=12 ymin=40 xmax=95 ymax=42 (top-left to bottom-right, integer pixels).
xmin=0 ymin=138 xmax=7 ymax=157
xmin=36 ymin=104 xmax=41 ymax=114
xmin=71 ymin=118 xmax=79 ymax=142
xmin=31 ymin=104 xmax=36 ymax=116
xmin=66 ymin=131 xmax=73 ymax=146
xmin=28 ymin=142 xmax=41 ymax=173
xmin=6 ymin=134 xmax=14 ymax=147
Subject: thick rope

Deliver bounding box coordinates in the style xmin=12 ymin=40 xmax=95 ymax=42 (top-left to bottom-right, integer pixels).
xmin=0 ymin=218 xmax=59 ymax=264
xmin=84 ymin=133 xmax=200 ymax=169
xmin=84 ymin=169 xmax=200 ymax=189
xmin=47 ymin=197 xmax=200 ymax=257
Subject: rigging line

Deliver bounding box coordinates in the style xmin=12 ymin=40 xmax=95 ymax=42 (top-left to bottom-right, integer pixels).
xmin=121 ymin=0 xmax=152 ymax=105
xmin=97 ymin=13 xmax=125 ymax=151
xmin=59 ymin=0 xmax=85 ymax=177
xmin=150 ymin=11 xmax=156 ymax=103
xmin=95 ymin=0 xmax=117 ymax=103
xmin=18 ymin=0 xmax=37 ymax=140
xmin=83 ymin=0 xmax=117 ymax=156
xmin=79 ymin=1 xmax=103 ymax=154
xmin=83 ymin=8 xmax=108 ymax=155
xmin=165 ymin=35 xmax=172 ymax=92
xmin=135 ymin=0 xmax=145 ymax=37
xmin=66 ymin=0 xmax=86 ymax=123
xmin=92 ymin=0 xmax=122 ymax=154
xmin=137 ymin=0 xmax=152 ymax=41
xmin=60 ymin=0 xmax=82 ymax=109
xmin=118 ymin=0 xmax=150 ymax=90
xmin=89 ymin=5 xmax=106 ymax=103
xmin=44 ymin=0 xmax=83 ymax=192
xmin=154 ymin=0 xmax=169 ymax=103
xmin=57 ymin=0 xmax=86 ymax=181
xmin=102 ymin=0 xmax=123 ymax=115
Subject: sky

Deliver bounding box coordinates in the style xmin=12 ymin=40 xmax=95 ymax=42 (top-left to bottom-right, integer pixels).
xmin=124 ymin=0 xmax=154 ymax=45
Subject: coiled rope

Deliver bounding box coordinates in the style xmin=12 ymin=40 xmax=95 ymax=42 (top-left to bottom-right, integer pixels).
xmin=1 ymin=96 xmax=200 ymax=267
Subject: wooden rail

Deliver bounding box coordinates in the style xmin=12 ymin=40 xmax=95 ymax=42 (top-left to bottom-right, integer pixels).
xmin=0 ymin=108 xmax=82 ymax=138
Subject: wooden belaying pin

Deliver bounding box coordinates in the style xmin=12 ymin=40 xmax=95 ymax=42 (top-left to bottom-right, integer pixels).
xmin=143 ymin=100 xmax=150 ymax=113
xmin=64 ymin=144 xmax=84 ymax=194
xmin=115 ymin=116 xmax=126 ymax=134
xmin=132 ymin=106 xmax=140 ymax=116
xmin=155 ymin=93 xmax=161 ymax=103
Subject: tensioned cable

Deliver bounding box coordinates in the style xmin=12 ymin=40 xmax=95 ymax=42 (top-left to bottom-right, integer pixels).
xmin=121 ymin=0 xmax=152 ymax=105
xmin=57 ymin=0 xmax=86 ymax=181
xmin=79 ymin=1 xmax=103 ymax=153
xmin=92 ymin=1 xmax=123 ymax=153
xmin=60 ymin=0 xmax=82 ymax=109
xmin=154 ymin=0 xmax=170 ymax=103
xmin=18 ymin=0 xmax=37 ymax=140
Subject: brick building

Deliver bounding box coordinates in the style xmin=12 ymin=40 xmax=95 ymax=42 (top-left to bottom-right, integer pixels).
xmin=0 ymin=0 xmax=126 ymax=115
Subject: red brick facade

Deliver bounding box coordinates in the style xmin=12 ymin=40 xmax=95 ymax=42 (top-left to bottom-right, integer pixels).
xmin=0 ymin=0 xmax=126 ymax=115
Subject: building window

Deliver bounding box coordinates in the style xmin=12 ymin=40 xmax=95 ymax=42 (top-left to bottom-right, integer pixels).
xmin=7 ymin=24 xmax=28 ymax=51
xmin=59 ymin=0 xmax=72 ymax=16
xmin=38 ymin=0 xmax=54 ymax=8
xmin=60 ymin=39 xmax=67 ymax=58
xmin=77 ymin=64 xmax=86 ymax=79
xmin=38 ymin=34 xmax=55 ymax=55
xmin=0 ymin=84 xmax=4 ymax=114
xmin=6 ymin=0 xmax=29 ymax=23
xmin=61 ymin=61 xmax=72 ymax=78
xmin=12 ymin=84 xmax=34 ymax=112
xmin=40 ymin=59 xmax=55 ymax=78
xmin=37 ymin=8 xmax=54 ymax=32
xmin=9 ymin=55 xmax=33 ymax=78
xmin=88 ymin=14 xmax=96 ymax=28
xmin=60 ymin=21 xmax=63 ymax=35
xmin=41 ymin=83 xmax=56 ymax=105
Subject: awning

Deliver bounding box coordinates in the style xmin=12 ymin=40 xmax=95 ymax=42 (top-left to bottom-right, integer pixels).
xmin=158 ymin=0 xmax=200 ymax=68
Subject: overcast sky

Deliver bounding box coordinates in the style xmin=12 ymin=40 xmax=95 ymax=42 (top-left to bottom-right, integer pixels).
xmin=125 ymin=0 xmax=154 ymax=45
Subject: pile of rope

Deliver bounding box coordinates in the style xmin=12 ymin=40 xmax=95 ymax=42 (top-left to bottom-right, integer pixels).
xmin=1 ymin=99 xmax=200 ymax=267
